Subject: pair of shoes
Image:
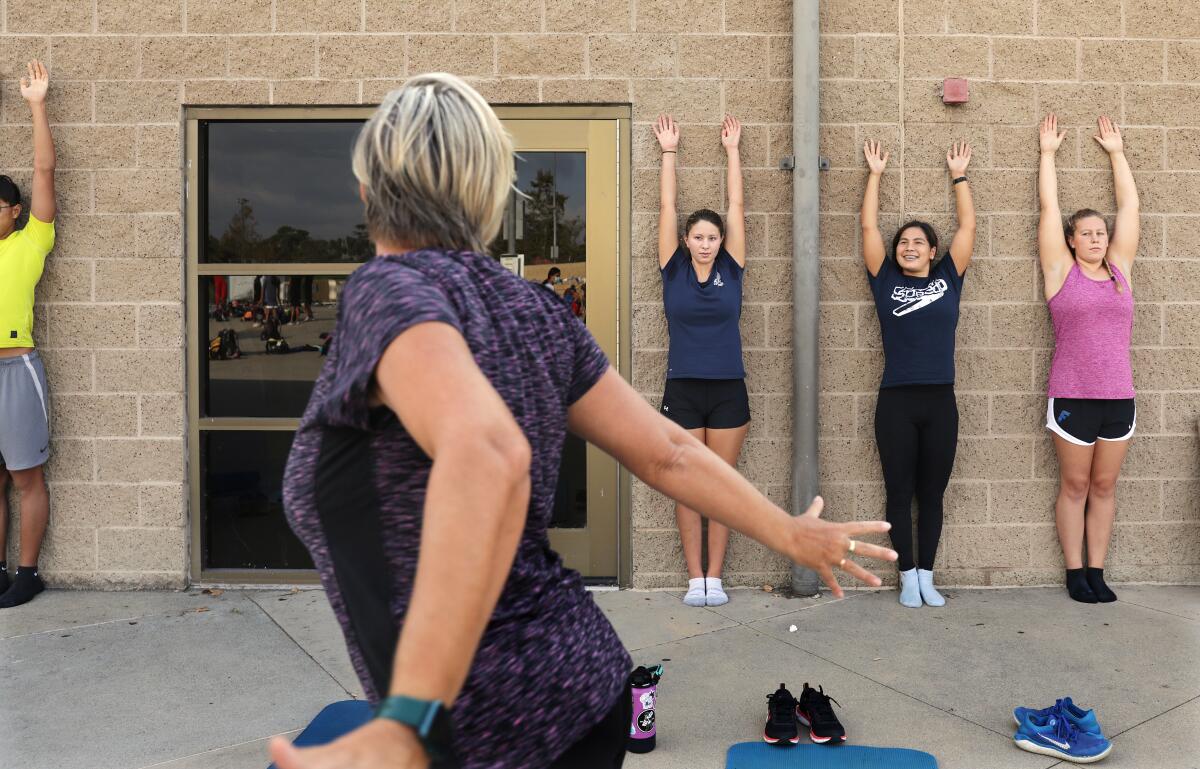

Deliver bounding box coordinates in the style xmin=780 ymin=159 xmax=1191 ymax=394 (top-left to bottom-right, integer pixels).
xmin=763 ymin=684 xmax=846 ymax=746
xmin=898 ymin=569 xmax=945 ymax=607
xmin=1013 ymin=697 xmax=1112 ymax=763
xmin=681 ymin=577 xmax=729 ymax=607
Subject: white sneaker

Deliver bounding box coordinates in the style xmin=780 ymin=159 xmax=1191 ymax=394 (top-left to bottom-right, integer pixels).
xmin=683 ymin=577 xmax=706 ymax=607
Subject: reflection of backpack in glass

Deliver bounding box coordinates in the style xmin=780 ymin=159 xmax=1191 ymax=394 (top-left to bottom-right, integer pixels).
xmin=208 ymin=329 xmax=241 ymax=360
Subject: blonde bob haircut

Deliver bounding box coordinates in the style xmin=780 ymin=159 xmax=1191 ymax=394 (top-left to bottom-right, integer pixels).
xmin=352 ymin=72 xmax=514 ymax=254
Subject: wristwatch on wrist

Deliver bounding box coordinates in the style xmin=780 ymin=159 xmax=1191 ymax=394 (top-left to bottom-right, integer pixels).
xmin=952 ymin=175 xmax=969 ymax=185
xmin=376 ymin=695 xmax=456 ymax=764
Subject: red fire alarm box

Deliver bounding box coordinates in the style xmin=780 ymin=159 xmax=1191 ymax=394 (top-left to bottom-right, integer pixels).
xmin=942 ymin=78 xmax=969 ymax=104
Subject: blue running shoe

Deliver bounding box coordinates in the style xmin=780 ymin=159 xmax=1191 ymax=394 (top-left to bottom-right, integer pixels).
xmin=1013 ymin=697 xmax=1103 ymax=738
xmin=1014 ymin=711 xmax=1112 ymax=763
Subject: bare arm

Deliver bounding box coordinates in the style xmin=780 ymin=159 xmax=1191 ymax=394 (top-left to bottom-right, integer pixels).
xmin=569 ymin=369 xmax=898 ymax=594
xmin=654 ymin=115 xmax=679 ymax=268
xmin=274 ymin=322 xmax=532 ymax=769
xmin=22 ymin=60 xmax=55 ymax=223
xmin=1038 ymin=114 xmax=1073 ymax=298
xmin=721 ymin=115 xmax=746 ymax=266
xmin=946 ymin=142 xmax=975 ymax=276
xmin=1095 ymin=116 xmax=1139 ymax=273
xmin=860 ymin=140 xmax=888 ymax=277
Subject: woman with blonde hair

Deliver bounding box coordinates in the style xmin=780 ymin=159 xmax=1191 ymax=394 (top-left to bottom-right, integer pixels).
xmin=1038 ymin=114 xmax=1139 ymax=604
xmin=273 ymin=74 xmax=895 ymax=769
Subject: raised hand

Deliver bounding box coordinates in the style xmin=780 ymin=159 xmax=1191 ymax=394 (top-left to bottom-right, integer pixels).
xmin=1093 ymin=115 xmax=1124 ymax=155
xmin=1040 ymin=113 xmax=1067 ymax=154
xmin=653 ymin=114 xmax=679 ymax=152
xmin=20 ymin=59 xmax=48 ymax=104
xmin=863 ymin=139 xmax=889 ymax=175
xmin=721 ymin=114 xmax=741 ymax=152
xmin=784 ymin=496 xmax=897 ymax=598
xmin=947 ymin=141 xmax=972 ymax=177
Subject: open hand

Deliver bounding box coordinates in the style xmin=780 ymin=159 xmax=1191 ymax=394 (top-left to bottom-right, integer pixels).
xmin=863 ymin=139 xmax=889 ymax=175
xmin=946 ymin=141 xmax=972 ymax=177
xmin=1040 ymin=113 xmax=1067 ymax=154
xmin=20 ymin=60 xmax=48 ymax=104
xmin=785 ymin=497 xmax=898 ymax=598
xmin=653 ymin=114 xmax=679 ymax=152
xmin=721 ymin=114 xmax=741 ymax=152
xmin=1092 ymin=115 xmax=1124 ymax=155
xmin=269 ymin=719 xmax=429 ymax=769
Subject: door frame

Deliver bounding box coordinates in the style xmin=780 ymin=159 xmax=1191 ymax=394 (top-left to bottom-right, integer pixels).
xmin=183 ymin=104 xmax=633 ymax=587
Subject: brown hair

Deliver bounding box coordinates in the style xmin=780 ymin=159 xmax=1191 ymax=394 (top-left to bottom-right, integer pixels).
xmin=683 ymin=208 xmax=724 ymax=239
xmin=1064 ymin=208 xmax=1122 ymax=293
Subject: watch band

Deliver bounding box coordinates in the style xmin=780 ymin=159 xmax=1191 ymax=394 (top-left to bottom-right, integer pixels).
xmin=952 ymin=175 xmax=969 ymax=185
xmin=376 ymin=696 xmax=452 ymax=762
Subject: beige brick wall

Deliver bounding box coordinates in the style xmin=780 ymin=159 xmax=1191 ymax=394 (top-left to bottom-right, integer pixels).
xmin=4 ymin=0 xmax=1196 ymax=589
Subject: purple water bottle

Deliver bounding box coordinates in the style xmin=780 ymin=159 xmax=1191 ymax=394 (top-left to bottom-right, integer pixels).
xmin=628 ymin=664 xmax=663 ymax=753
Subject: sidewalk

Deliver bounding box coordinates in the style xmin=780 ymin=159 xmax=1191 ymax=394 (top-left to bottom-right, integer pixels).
xmin=3 ymin=585 xmax=1197 ymax=769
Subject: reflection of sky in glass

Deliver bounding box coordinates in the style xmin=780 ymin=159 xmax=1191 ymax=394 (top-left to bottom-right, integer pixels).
xmin=516 ymin=152 xmax=585 ymax=225
xmin=206 ymin=122 xmax=364 ymax=242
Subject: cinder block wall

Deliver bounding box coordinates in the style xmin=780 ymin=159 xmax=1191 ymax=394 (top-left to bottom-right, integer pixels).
xmin=4 ymin=0 xmax=1196 ymax=589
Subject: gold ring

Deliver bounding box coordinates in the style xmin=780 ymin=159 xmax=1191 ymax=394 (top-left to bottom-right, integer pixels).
xmin=848 ymin=540 xmax=857 ymax=553
xmin=838 ymin=558 xmax=846 ymax=568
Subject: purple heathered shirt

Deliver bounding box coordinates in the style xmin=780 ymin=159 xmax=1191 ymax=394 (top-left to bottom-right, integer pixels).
xmin=283 ymin=250 xmax=631 ymax=768
xmin=1047 ymin=262 xmax=1135 ymax=399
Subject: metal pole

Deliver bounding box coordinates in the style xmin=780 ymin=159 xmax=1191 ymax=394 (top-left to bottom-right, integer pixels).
xmin=791 ymin=0 xmax=821 ymax=595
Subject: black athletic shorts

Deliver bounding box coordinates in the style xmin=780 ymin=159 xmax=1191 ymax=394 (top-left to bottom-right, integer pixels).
xmin=1046 ymin=397 xmax=1136 ymax=446
xmin=660 ymin=378 xmax=750 ymax=430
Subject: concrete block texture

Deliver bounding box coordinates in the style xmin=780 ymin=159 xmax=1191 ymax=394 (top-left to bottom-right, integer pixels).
xmin=8 ymin=2 xmax=1197 ymax=592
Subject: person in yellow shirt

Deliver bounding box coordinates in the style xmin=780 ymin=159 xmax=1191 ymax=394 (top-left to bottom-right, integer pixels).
xmin=0 ymin=60 xmax=57 ymax=608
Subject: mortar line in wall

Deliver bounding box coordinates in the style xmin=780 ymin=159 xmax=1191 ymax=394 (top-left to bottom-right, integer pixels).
xmin=897 ymin=0 xmax=905 ymax=216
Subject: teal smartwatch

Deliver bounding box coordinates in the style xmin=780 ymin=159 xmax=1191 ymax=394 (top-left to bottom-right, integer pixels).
xmin=375 ymin=695 xmax=455 ymax=764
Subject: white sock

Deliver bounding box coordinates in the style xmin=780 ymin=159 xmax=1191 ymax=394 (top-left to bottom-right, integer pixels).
xmin=683 ymin=577 xmax=707 ymax=607
xmin=898 ymin=568 xmax=921 ymax=608
xmin=917 ymin=569 xmax=945 ymax=607
xmin=705 ymin=577 xmax=729 ymax=606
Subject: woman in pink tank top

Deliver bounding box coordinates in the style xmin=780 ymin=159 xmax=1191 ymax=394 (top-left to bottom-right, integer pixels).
xmin=1037 ymin=114 xmax=1139 ymax=605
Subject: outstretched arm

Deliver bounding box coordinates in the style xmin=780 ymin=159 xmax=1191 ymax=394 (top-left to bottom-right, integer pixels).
xmin=721 ymin=115 xmax=746 ymax=266
xmin=1038 ymin=114 xmax=1072 ymax=297
xmin=1095 ymin=116 xmax=1139 ymax=273
xmin=654 ymin=115 xmax=679 ymax=268
xmin=22 ymin=60 xmax=55 ymax=223
xmin=947 ymin=142 xmax=975 ymax=276
xmin=860 ymin=140 xmax=888 ymax=277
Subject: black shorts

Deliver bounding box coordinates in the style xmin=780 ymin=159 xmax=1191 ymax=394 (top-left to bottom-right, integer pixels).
xmin=660 ymin=378 xmax=750 ymax=430
xmin=1046 ymin=397 xmax=1136 ymax=446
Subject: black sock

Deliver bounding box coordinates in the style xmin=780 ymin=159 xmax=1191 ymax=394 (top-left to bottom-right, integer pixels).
xmin=1066 ymin=568 xmax=1098 ymax=603
xmin=1085 ymin=567 xmax=1117 ymax=603
xmin=0 ymin=565 xmax=44 ymax=609
xmin=0 ymin=561 xmax=7 ymax=594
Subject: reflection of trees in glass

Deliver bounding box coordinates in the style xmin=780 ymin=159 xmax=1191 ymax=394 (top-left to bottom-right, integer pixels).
xmin=206 ymin=198 xmax=373 ymax=263
xmin=522 ymin=169 xmax=584 ymax=265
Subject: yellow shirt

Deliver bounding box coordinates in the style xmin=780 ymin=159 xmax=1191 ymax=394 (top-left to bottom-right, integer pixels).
xmin=0 ymin=215 xmax=54 ymax=348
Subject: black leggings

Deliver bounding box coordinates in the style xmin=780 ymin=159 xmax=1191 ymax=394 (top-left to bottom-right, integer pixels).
xmin=549 ymin=685 xmax=631 ymax=769
xmin=874 ymin=385 xmax=958 ymax=572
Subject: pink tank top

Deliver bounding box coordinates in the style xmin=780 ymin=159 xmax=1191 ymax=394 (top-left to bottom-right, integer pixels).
xmin=1047 ymin=262 xmax=1135 ymax=399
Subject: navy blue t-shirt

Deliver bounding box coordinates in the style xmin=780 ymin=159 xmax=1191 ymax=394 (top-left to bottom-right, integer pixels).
xmin=868 ymin=254 xmax=964 ymax=388
xmin=661 ymin=246 xmax=745 ymax=379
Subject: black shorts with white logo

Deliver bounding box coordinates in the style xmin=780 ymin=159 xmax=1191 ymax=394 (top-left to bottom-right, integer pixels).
xmin=660 ymin=378 xmax=750 ymax=430
xmin=1046 ymin=397 xmax=1136 ymax=446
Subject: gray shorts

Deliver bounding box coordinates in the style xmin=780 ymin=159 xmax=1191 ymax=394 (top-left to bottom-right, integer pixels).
xmin=0 ymin=351 xmax=51 ymax=471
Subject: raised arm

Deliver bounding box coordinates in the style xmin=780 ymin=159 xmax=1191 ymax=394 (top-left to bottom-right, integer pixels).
xmin=273 ymin=323 xmax=532 ymax=769
xmin=1094 ymin=115 xmax=1139 ymax=273
xmin=1038 ymin=114 xmax=1073 ymax=297
xmin=570 ymin=369 xmax=898 ymax=595
xmin=860 ymin=140 xmax=889 ymax=277
xmin=654 ymin=114 xmax=679 ymax=268
xmin=721 ymin=115 xmax=746 ymax=266
xmin=946 ymin=142 xmax=975 ymax=276
xmin=22 ymin=60 xmax=55 ymax=223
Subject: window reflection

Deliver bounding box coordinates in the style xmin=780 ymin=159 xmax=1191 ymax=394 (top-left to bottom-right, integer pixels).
xmin=201 ymin=275 xmax=345 ymax=418
xmin=202 ymin=121 xmax=371 ymax=263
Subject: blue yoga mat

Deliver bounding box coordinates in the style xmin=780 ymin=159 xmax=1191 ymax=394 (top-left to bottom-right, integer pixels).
xmin=726 ymin=742 xmax=938 ymax=769
xmin=267 ymin=700 xmax=373 ymax=769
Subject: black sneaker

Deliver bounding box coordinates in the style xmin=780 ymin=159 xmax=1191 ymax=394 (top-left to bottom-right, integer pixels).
xmin=796 ymin=683 xmax=846 ymax=744
xmin=763 ymin=684 xmax=800 ymax=745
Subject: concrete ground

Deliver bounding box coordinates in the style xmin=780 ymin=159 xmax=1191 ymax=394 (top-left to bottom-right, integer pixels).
xmin=2 ymin=585 xmax=1198 ymax=769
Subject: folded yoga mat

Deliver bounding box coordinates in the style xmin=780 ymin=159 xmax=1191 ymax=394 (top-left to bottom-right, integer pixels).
xmin=267 ymin=700 xmax=373 ymax=769
xmin=726 ymin=742 xmax=938 ymax=769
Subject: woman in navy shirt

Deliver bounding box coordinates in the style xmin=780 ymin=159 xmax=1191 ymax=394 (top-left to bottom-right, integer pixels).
xmin=653 ymin=114 xmax=749 ymax=608
xmin=861 ymin=139 xmax=976 ymax=608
